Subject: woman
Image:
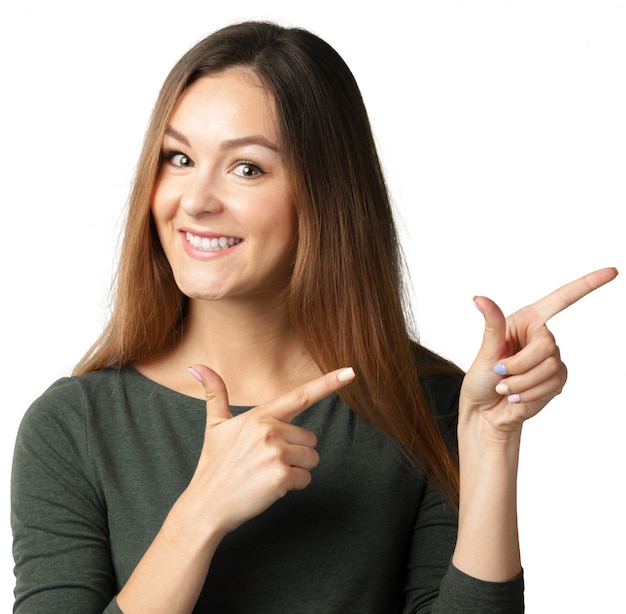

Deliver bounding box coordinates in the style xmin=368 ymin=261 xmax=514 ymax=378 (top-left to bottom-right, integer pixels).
xmin=11 ymin=21 xmax=616 ymax=613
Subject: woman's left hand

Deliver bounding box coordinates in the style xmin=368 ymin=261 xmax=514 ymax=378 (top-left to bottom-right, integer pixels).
xmin=460 ymin=267 xmax=618 ymax=440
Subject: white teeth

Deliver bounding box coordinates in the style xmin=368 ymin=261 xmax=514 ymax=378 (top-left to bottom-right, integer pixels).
xmin=186 ymin=232 xmax=241 ymax=251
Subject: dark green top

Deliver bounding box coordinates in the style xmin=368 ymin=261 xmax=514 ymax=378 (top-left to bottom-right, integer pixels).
xmin=11 ymin=366 xmax=523 ymax=613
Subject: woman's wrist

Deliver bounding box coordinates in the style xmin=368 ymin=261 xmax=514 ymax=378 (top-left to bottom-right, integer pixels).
xmin=167 ymin=486 xmax=230 ymax=550
xmin=458 ymin=397 xmax=524 ymax=453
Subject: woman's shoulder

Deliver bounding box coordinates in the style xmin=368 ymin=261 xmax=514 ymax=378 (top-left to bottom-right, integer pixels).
xmin=20 ymin=367 xmax=150 ymax=427
xmin=410 ymin=344 xmax=463 ymax=446
xmin=412 ymin=344 xmax=464 ymax=408
xmin=30 ymin=366 xmax=134 ymax=402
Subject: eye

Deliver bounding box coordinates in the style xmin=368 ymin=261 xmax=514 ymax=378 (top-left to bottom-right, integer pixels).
xmin=232 ymin=161 xmax=266 ymax=178
xmin=163 ymin=150 xmax=194 ymax=168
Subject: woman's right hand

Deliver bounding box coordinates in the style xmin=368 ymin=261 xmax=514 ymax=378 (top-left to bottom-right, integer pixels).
xmin=182 ymin=364 xmax=356 ymax=536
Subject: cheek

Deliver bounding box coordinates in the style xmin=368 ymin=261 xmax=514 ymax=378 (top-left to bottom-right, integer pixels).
xmin=151 ymin=176 xmax=178 ymax=224
xmin=275 ymin=187 xmax=297 ymax=233
xmin=269 ymin=201 xmax=297 ymax=248
xmin=245 ymin=184 xmax=296 ymax=236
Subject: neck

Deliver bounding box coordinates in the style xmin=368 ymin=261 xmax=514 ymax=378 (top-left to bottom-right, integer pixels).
xmin=187 ymin=296 xmax=295 ymax=362
xmin=140 ymin=295 xmax=321 ymax=405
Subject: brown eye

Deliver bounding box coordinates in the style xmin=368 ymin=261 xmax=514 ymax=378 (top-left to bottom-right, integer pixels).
xmin=233 ymin=162 xmax=265 ymax=178
xmin=165 ymin=152 xmax=194 ymax=167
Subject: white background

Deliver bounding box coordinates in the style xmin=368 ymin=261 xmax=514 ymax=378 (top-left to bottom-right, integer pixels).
xmin=1 ymin=1 xmax=624 ymax=611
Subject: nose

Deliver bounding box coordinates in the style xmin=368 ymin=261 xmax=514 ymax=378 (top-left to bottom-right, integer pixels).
xmin=180 ymin=169 xmax=224 ymax=216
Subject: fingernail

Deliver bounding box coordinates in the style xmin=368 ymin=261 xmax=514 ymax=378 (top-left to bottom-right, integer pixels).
xmin=508 ymin=393 xmax=521 ymax=404
xmin=188 ymin=366 xmax=204 ymax=383
xmin=495 ymin=382 xmax=511 ymax=396
xmin=493 ymin=364 xmax=508 ymax=376
xmin=337 ymin=367 xmax=355 ymax=382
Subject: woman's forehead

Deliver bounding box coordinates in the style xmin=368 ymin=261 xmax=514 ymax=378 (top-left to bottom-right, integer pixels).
xmin=167 ymin=69 xmax=280 ymax=146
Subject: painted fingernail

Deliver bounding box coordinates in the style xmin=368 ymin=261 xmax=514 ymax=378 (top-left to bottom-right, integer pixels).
xmin=507 ymin=393 xmax=521 ymax=404
xmin=337 ymin=367 xmax=356 ymax=382
xmin=493 ymin=364 xmax=508 ymax=376
xmin=188 ymin=366 xmax=204 ymax=383
xmin=495 ymin=382 xmax=511 ymax=396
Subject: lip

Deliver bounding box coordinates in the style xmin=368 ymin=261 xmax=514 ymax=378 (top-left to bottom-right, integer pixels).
xmin=179 ymin=229 xmax=243 ymax=260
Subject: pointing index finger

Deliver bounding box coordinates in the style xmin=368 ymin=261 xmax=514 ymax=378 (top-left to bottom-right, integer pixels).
xmin=257 ymin=367 xmax=356 ymax=423
xmin=529 ymin=267 xmax=618 ymax=324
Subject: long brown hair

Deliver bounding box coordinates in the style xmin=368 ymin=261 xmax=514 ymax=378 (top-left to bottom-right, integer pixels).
xmin=74 ymin=22 xmax=461 ymax=507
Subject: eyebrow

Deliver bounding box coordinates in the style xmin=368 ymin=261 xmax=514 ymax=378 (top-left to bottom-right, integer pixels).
xmin=164 ymin=126 xmax=280 ymax=153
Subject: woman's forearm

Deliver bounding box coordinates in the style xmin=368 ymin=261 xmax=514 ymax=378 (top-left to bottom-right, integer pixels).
xmin=452 ymin=420 xmax=523 ymax=582
xmin=116 ymin=491 xmax=226 ymax=614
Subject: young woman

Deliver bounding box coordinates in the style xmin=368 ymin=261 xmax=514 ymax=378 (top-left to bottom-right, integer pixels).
xmin=11 ymin=21 xmax=617 ymax=613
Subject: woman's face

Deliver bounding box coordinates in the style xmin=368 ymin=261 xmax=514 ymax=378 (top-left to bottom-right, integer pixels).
xmin=152 ymin=68 xmax=296 ymax=304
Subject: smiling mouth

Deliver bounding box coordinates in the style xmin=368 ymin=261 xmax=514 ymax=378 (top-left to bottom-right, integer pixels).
xmin=185 ymin=232 xmax=242 ymax=251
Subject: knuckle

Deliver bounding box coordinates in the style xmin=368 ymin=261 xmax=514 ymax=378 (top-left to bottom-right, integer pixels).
xmin=293 ymin=385 xmax=310 ymax=409
xmin=540 ymin=330 xmax=557 ymax=352
xmin=204 ymin=389 xmax=220 ymax=403
xmin=299 ymin=471 xmax=313 ymax=489
xmin=259 ymin=424 xmax=275 ymax=444
xmin=250 ymin=414 xmax=277 ymax=434
xmin=547 ymin=371 xmax=565 ymax=392
xmin=270 ymin=444 xmax=288 ymax=464
xmin=295 ymin=425 xmax=317 ymax=448
xmin=544 ymin=354 xmax=561 ymax=374
xmin=309 ymin=448 xmax=320 ymax=469
xmin=272 ymin=465 xmax=292 ymax=491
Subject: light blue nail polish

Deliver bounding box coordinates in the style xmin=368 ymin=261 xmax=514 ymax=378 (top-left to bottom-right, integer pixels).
xmin=493 ymin=364 xmax=507 ymax=376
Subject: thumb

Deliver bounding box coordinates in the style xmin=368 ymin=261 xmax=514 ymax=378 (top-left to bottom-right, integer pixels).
xmin=188 ymin=364 xmax=233 ymax=425
xmin=473 ymin=295 xmax=508 ymax=366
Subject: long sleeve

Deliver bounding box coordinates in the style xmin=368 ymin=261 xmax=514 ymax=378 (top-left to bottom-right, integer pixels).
xmin=402 ymin=480 xmax=524 ymax=613
xmin=12 ymin=367 xmax=524 ymax=613
xmin=403 ymin=370 xmax=525 ymax=613
xmin=11 ymin=380 xmax=118 ymax=613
